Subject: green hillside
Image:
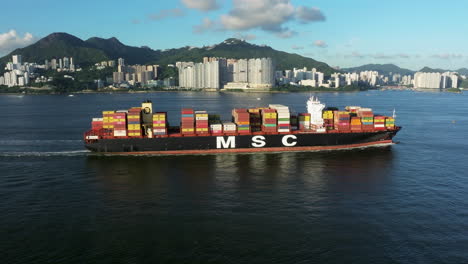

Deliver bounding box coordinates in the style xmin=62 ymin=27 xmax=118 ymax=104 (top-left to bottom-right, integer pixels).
xmin=344 ymin=64 xmax=414 ymax=75
xmin=0 ymin=34 xmax=336 ymax=75
xmin=0 ymin=33 xmax=108 ymax=67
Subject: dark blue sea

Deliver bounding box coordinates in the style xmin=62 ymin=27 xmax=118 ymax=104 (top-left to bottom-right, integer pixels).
xmin=1 ymin=90 xmax=467 ymax=263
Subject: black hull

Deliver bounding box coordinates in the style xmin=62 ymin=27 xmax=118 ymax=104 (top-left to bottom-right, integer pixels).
xmin=85 ymin=129 xmax=399 ymax=154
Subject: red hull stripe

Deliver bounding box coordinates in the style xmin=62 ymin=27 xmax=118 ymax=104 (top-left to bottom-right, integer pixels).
xmin=106 ymin=140 xmax=394 ymax=155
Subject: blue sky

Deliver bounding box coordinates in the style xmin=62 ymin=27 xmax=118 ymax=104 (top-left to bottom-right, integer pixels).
xmin=1 ymin=0 xmax=468 ymax=71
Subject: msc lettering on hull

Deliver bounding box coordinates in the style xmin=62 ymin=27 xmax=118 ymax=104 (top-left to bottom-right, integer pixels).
xmin=216 ymin=135 xmax=298 ymax=149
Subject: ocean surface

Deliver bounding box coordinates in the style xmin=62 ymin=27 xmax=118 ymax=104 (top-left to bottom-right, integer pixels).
xmin=1 ymin=90 xmax=467 ymax=263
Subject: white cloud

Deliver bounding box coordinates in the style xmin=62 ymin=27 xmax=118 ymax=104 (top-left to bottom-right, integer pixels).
xmin=233 ymin=33 xmax=256 ymax=41
xmin=313 ymin=40 xmax=327 ymax=48
xmin=296 ymin=6 xmax=325 ymax=23
xmin=275 ymin=29 xmax=297 ymax=39
xmin=193 ymin=0 xmax=325 ymax=38
xmin=181 ymin=0 xmax=220 ymax=11
xmin=148 ymin=8 xmax=185 ymax=20
xmin=193 ymin=18 xmax=216 ymax=33
xmin=220 ymin=0 xmax=295 ymax=32
xmin=0 ymin=30 xmax=36 ymax=55
xmin=431 ymin=53 xmax=464 ymax=60
xmin=292 ymin=45 xmax=304 ymax=50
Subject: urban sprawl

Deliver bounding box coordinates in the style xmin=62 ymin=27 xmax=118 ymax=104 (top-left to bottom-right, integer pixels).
xmin=0 ymin=54 xmax=463 ymax=90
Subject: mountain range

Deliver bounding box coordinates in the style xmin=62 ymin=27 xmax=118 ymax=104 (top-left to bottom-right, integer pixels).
xmin=343 ymin=64 xmax=415 ymax=76
xmin=0 ymin=33 xmax=336 ymax=74
xmin=1 ymin=32 xmax=466 ymax=77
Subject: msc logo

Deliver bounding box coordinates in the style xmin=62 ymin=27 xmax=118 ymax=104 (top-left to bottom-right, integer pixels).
xmin=216 ymin=135 xmax=297 ymax=149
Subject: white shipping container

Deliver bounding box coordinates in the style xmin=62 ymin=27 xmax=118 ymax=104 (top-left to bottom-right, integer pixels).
xmin=113 ymin=130 xmax=127 ymax=137
xmin=116 ymin=110 xmax=129 ymax=113
xmin=153 ymin=129 xmax=167 ymax=133
xmin=359 ymin=108 xmax=373 ymax=112
xmin=92 ymin=118 xmax=103 ymax=122
xmin=196 ymin=117 xmax=209 ymax=121
xmin=316 ymin=128 xmax=326 ymax=133
xmin=278 ymin=121 xmax=290 ymax=125
xmin=374 ymin=124 xmax=385 ymax=128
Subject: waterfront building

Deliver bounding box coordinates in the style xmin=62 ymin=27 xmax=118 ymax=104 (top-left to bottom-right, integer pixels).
xmin=178 ymin=57 xmax=274 ymax=90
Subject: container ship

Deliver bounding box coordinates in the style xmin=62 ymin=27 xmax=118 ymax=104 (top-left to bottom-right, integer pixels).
xmin=84 ymin=97 xmax=401 ymax=154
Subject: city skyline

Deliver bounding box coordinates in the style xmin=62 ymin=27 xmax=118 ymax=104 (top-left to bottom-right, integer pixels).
xmin=1 ymin=0 xmax=468 ymax=71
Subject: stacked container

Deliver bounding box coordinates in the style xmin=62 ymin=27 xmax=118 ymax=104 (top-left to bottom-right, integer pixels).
xmin=290 ymin=115 xmax=298 ymax=131
xmin=195 ymin=111 xmax=209 ymax=135
xmin=358 ymin=108 xmax=374 ymax=130
xmin=223 ymin=121 xmax=237 ymax=134
xmin=102 ymin=111 xmax=115 ymax=129
xmin=209 ymin=114 xmax=222 ymax=134
xmin=210 ymin=121 xmax=223 ymax=135
xmin=385 ymin=117 xmax=395 ymax=129
xmin=322 ymin=110 xmax=334 ymax=130
xmin=345 ymin=106 xmax=361 ymax=114
xmin=374 ymin=116 xmax=386 ymax=131
xmin=298 ymin=113 xmax=311 ymax=130
xmin=232 ymin=109 xmax=250 ymax=134
xmin=92 ymin=118 xmax=103 ymax=130
xmin=248 ymin=108 xmax=262 ymax=132
xmin=350 ymin=117 xmax=362 ymax=131
xmin=153 ymin=112 xmax=167 ymax=135
xmin=113 ymin=112 xmax=127 ymax=137
xmin=269 ymin=105 xmax=290 ymax=132
xmin=334 ymin=111 xmax=350 ymax=131
xmin=181 ymin=108 xmax=195 ymax=135
xmin=127 ymin=107 xmax=142 ymax=137
xmin=261 ymin=109 xmax=277 ymax=133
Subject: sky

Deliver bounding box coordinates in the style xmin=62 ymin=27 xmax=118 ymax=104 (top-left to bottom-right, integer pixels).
xmin=1 ymin=0 xmax=468 ymax=71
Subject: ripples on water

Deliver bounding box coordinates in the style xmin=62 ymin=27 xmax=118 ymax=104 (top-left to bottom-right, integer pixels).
xmin=1 ymin=91 xmax=468 ymax=263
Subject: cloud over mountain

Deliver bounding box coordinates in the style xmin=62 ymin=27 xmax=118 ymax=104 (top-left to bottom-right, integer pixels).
xmin=194 ymin=0 xmax=325 ymax=38
xmin=0 ymin=30 xmax=36 ymax=55
xmin=313 ymin=40 xmax=327 ymax=48
xmin=181 ymin=0 xmax=220 ymax=11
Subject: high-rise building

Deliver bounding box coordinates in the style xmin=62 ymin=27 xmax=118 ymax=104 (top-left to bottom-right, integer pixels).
xmin=414 ymin=72 xmax=442 ymax=89
xmin=63 ymin=57 xmax=70 ymax=69
xmin=12 ymin=55 xmax=22 ymax=65
xmin=59 ymin=58 xmax=63 ymax=69
xmin=118 ymin=58 xmax=125 ymax=66
xmin=51 ymin=59 xmax=57 ymax=70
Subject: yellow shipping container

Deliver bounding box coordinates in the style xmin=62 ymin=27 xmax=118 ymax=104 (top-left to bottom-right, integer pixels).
xmin=195 ymin=114 xmax=208 ymax=117
xmin=263 ymin=113 xmax=277 ymax=118
xmin=128 ymin=115 xmax=140 ymax=119
xmin=127 ymin=124 xmax=140 ymax=129
xmin=182 ymin=128 xmax=194 ymax=132
xmin=196 ymin=128 xmax=208 ymax=132
xmin=102 ymin=111 xmax=115 ymax=115
xmin=153 ymin=123 xmax=166 ymax=127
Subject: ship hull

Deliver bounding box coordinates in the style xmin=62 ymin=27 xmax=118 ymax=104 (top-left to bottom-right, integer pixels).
xmin=85 ymin=129 xmax=399 ymax=155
